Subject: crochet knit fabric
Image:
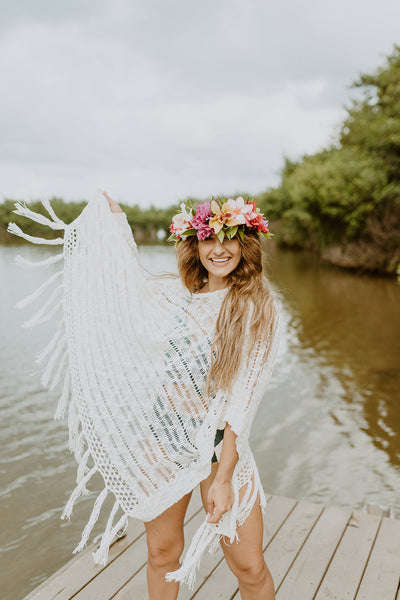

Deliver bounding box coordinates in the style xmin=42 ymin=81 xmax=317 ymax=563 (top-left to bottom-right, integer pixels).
xmin=8 ymin=190 xmax=280 ymax=587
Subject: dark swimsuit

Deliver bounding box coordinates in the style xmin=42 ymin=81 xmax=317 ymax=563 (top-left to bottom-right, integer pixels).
xmin=211 ymin=428 xmax=225 ymax=463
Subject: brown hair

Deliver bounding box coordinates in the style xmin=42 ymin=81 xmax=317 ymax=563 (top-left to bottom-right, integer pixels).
xmin=177 ymin=231 xmax=277 ymax=393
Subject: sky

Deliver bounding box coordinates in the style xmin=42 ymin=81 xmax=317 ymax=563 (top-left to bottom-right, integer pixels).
xmin=1 ymin=0 xmax=399 ymax=208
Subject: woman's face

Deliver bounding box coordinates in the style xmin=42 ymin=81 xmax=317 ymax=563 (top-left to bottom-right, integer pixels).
xmin=198 ymin=235 xmax=241 ymax=282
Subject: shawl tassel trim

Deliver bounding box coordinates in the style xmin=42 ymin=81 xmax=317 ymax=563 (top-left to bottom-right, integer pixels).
xmin=8 ymin=199 xmax=128 ymax=568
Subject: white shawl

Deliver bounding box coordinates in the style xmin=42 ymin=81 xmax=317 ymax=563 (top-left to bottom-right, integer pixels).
xmin=8 ymin=190 xmax=279 ymax=587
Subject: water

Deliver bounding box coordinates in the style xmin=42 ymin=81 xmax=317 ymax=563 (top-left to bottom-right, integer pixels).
xmin=0 ymin=243 xmax=399 ymax=600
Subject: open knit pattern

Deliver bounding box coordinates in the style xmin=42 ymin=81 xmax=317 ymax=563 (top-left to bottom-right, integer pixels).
xmin=8 ymin=190 xmax=280 ymax=588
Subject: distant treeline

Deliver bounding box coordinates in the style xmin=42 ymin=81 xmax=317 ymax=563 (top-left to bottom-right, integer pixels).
xmin=0 ymin=197 xmax=181 ymax=245
xmin=2 ymin=46 xmax=400 ymax=274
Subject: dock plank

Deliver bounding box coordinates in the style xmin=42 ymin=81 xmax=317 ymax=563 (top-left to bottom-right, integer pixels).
xmin=314 ymin=511 xmax=381 ymax=600
xmin=191 ymin=495 xmax=297 ymax=599
xmin=22 ymin=494 xmax=400 ymax=600
xmin=276 ymin=505 xmax=352 ymax=600
xmin=355 ymin=516 xmax=400 ymax=600
xmin=261 ymin=501 xmax=324 ymax=590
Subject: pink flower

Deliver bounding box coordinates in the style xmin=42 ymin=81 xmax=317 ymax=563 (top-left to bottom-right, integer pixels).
xmin=191 ymin=201 xmax=211 ymax=226
xmin=196 ymin=223 xmax=214 ymax=240
xmin=191 ymin=201 xmax=213 ymax=240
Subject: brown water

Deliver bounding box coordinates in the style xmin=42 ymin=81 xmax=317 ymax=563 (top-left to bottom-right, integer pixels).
xmin=0 ymin=243 xmax=399 ymax=600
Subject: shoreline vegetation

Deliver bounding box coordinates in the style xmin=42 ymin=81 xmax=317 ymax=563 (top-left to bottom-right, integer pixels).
xmin=1 ymin=46 xmax=399 ymax=276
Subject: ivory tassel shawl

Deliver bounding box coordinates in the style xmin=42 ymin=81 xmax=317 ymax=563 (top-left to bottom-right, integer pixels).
xmin=8 ymin=191 xmax=279 ymax=588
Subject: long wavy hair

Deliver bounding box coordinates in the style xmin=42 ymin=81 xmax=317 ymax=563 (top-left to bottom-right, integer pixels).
xmin=177 ymin=231 xmax=277 ymax=394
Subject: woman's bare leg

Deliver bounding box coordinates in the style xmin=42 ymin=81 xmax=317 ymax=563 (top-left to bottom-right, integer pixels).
xmin=144 ymin=491 xmax=192 ymax=600
xmin=200 ymin=464 xmax=275 ymax=600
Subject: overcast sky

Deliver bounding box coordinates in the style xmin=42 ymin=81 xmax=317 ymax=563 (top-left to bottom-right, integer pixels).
xmin=1 ymin=0 xmax=399 ymax=207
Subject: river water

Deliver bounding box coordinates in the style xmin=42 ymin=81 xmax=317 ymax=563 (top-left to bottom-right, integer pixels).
xmin=0 ymin=242 xmax=399 ymax=600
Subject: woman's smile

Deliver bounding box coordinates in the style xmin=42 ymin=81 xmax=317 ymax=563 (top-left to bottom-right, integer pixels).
xmin=198 ymin=235 xmax=242 ymax=289
xmin=209 ymin=256 xmax=231 ymax=266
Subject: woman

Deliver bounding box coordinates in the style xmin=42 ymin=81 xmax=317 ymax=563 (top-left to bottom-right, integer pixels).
xmin=8 ymin=190 xmax=279 ymax=600
xmin=106 ymin=192 xmax=278 ymax=600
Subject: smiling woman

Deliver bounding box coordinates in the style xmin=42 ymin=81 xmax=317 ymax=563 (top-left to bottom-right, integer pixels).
xmin=197 ymin=235 xmax=241 ymax=288
xmin=8 ymin=190 xmax=279 ymax=600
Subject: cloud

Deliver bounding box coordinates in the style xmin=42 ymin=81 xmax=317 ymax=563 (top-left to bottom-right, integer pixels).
xmin=0 ymin=0 xmax=399 ymax=206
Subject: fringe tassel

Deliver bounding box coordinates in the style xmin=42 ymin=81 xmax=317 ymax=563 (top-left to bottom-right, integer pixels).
xmin=40 ymin=336 xmax=66 ymax=387
xmin=7 ymin=222 xmax=64 ymax=245
xmin=42 ymin=198 xmax=65 ymax=225
xmin=15 ymin=271 xmax=63 ymax=309
xmin=61 ymin=465 xmax=97 ymax=521
xmin=71 ymin=431 xmax=86 ymax=463
xmin=76 ymin=447 xmax=92 ymax=497
xmin=54 ymin=367 xmax=71 ymax=420
xmin=35 ymin=319 xmax=64 ymax=366
xmin=68 ymin=402 xmax=81 ymax=454
xmin=15 ymin=253 xmax=64 ymax=268
xmin=12 ymin=201 xmax=66 ymax=230
xmin=242 ymin=478 xmax=253 ymax=506
xmin=92 ymin=502 xmax=128 ymax=566
xmin=22 ymin=296 xmax=63 ymax=328
xmin=48 ymin=348 xmax=68 ymax=391
xmin=76 ymin=448 xmax=91 ymax=482
xmin=166 ymin=518 xmax=220 ymax=589
xmin=73 ymin=488 xmax=109 ymax=554
xmin=252 ymin=463 xmax=267 ymax=512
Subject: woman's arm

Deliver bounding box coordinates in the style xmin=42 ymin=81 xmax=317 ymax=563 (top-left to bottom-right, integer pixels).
xmin=206 ymin=423 xmax=238 ymax=523
xmin=206 ymin=305 xmax=280 ymax=524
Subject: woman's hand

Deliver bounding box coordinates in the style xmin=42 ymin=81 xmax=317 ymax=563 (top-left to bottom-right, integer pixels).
xmin=206 ymin=479 xmax=234 ymax=524
xmin=103 ymin=191 xmax=123 ymax=213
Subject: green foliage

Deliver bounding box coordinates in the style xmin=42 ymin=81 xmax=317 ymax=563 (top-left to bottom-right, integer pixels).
xmin=257 ymin=45 xmax=400 ymax=274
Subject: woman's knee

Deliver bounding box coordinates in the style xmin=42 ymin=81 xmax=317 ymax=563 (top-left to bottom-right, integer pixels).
xmin=226 ymin=552 xmax=269 ymax=587
xmin=147 ymin=533 xmax=185 ymax=570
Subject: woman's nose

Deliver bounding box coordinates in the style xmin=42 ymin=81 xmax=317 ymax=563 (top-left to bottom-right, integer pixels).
xmin=211 ymin=238 xmax=225 ymax=253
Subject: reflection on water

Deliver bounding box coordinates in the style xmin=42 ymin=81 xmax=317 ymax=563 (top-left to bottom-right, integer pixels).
xmin=267 ymin=246 xmax=400 ymax=467
xmin=0 ymin=243 xmax=399 ymax=600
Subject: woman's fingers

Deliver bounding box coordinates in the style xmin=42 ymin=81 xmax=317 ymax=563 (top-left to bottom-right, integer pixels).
xmin=206 ymin=481 xmax=234 ymax=523
xmin=207 ymin=508 xmax=224 ymax=523
xmin=206 ymin=498 xmax=233 ymax=523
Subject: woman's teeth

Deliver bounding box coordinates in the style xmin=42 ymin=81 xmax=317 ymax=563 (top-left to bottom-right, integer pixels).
xmin=210 ymin=258 xmax=230 ymax=263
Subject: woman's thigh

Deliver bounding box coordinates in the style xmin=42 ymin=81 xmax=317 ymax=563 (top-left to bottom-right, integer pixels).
xmin=221 ymin=491 xmax=264 ymax=574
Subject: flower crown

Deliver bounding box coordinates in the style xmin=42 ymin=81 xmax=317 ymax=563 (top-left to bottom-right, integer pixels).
xmin=167 ymin=196 xmax=272 ymax=243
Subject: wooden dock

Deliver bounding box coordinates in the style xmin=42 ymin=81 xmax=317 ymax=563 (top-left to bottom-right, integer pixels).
xmin=24 ymin=490 xmax=400 ymax=600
